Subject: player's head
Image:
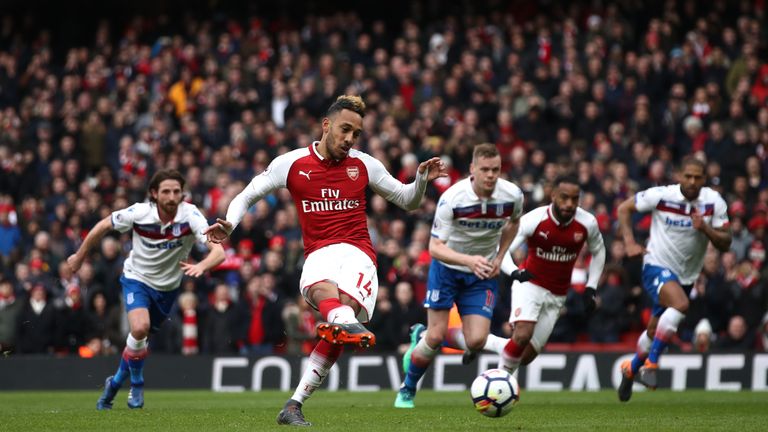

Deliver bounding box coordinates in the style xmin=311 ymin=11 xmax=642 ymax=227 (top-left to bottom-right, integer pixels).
xmin=679 ymin=156 xmax=706 ymax=201
xmin=321 ymin=95 xmax=366 ymax=161
xmin=469 ymin=143 xmax=501 ymax=197
xmin=148 ymin=169 xmax=185 ymax=212
xmin=551 ymin=174 xmax=580 ymax=222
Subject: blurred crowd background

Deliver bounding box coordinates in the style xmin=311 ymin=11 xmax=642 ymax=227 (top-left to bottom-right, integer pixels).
xmin=1 ymin=0 xmax=767 ymax=358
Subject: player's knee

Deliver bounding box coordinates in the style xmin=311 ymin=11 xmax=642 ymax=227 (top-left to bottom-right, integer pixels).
xmin=674 ymin=297 xmax=689 ymax=313
xmin=424 ymin=329 xmax=446 ymax=349
xmin=512 ymin=331 xmax=532 ymax=346
xmin=465 ymin=336 xmax=485 ymax=352
xmin=130 ymin=322 xmax=150 ymax=339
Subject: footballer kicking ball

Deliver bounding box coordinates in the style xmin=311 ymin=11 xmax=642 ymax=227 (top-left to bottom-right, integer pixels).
xmin=470 ymin=368 xmax=520 ymax=418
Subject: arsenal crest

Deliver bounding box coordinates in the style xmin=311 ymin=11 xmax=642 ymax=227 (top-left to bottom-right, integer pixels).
xmin=574 ymin=231 xmax=583 ymax=242
xmin=347 ymin=166 xmax=359 ymax=181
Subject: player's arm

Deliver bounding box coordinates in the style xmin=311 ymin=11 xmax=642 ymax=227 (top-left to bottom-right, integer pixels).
xmin=366 ymin=155 xmax=447 ymax=211
xmin=616 ymin=196 xmax=644 ymax=257
xmin=586 ymin=225 xmax=607 ymax=290
xmin=691 ymin=200 xmax=732 ymax=252
xmin=180 ymin=240 xmax=226 ymax=278
xmin=66 ymin=216 xmax=115 ymax=273
xmin=499 ymin=210 xmax=535 ymax=281
xmin=697 ymin=222 xmax=731 ymax=252
xmin=429 ymin=236 xmax=494 ymax=279
xmin=429 ymin=192 xmax=493 ymax=279
xmin=583 ymin=218 xmax=607 ymax=315
xmin=206 ymin=161 xmax=284 ymax=243
xmin=490 ymin=217 xmax=519 ymax=278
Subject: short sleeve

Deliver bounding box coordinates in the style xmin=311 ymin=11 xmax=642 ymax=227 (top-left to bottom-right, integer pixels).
xmin=634 ymin=187 xmax=664 ymax=213
xmin=187 ymin=205 xmax=211 ymax=244
xmin=431 ymin=196 xmax=454 ymax=241
xmin=513 ymin=192 xmax=524 ymax=220
xmin=711 ymin=197 xmax=730 ymax=229
xmin=111 ymin=203 xmax=141 ymax=233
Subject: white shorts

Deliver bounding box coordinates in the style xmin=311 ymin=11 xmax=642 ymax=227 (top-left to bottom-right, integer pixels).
xmin=509 ymin=281 xmax=566 ymax=352
xmin=300 ymin=243 xmax=378 ymax=323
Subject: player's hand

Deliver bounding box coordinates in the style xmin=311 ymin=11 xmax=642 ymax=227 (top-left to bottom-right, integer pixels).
xmin=66 ymin=254 xmax=84 ymax=273
xmin=418 ymin=157 xmax=448 ymax=182
xmin=180 ymin=261 xmax=205 ymax=278
xmin=204 ymin=218 xmax=233 ymax=244
xmin=469 ymin=255 xmax=494 ymax=279
xmin=510 ymin=269 xmax=533 ymax=283
xmin=690 ymin=206 xmax=704 ymax=231
xmin=625 ymin=241 xmax=645 ymax=257
xmin=583 ymin=287 xmax=597 ymax=315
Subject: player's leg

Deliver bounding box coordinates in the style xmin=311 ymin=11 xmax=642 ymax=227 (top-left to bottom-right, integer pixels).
xmin=311 ymin=245 xmax=377 ymax=347
xmin=396 ymin=259 xmax=460 ymax=407
xmin=278 ymin=339 xmax=344 ymax=426
xmin=501 ymin=281 xmax=543 ymax=374
xmin=125 ymin=284 xmax=178 ymax=409
xmin=395 ymin=308 xmax=449 ymax=408
xmin=97 ymin=276 xmax=150 ymax=410
xmin=280 ymin=245 xmax=375 ymax=424
xmin=518 ymin=290 xmax=565 ymax=367
xmin=124 ymin=307 xmax=150 ymax=409
xmin=640 ymin=280 xmax=689 ymax=388
xmin=618 ymin=324 xmax=655 ymax=402
xmin=454 ymin=272 xmax=497 ymax=363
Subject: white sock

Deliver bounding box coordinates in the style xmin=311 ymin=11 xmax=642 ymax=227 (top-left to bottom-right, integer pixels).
xmin=637 ymin=330 xmax=651 ymax=355
xmin=484 ymin=334 xmax=508 ymax=355
xmin=656 ymin=308 xmax=685 ymax=338
xmin=127 ymin=333 xmax=147 ymax=350
xmin=291 ymin=346 xmax=339 ymax=403
xmin=327 ymin=305 xmax=357 ymax=324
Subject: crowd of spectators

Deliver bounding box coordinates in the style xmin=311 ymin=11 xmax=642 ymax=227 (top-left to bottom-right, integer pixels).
xmin=1 ymin=0 xmax=768 ymax=357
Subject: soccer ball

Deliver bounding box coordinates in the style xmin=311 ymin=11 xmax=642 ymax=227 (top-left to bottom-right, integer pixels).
xmin=469 ymin=368 xmax=519 ymax=418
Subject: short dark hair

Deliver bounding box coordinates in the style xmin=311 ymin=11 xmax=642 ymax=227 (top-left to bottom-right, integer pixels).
xmin=148 ymin=169 xmax=185 ymax=202
xmin=680 ymin=156 xmax=706 ymax=172
xmin=553 ymin=174 xmax=580 ymax=188
xmin=472 ymin=143 xmax=500 ymax=161
xmin=327 ymin=95 xmax=366 ymax=118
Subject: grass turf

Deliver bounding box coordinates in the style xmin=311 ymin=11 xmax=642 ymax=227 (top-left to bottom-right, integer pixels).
xmin=0 ymin=389 xmax=766 ymax=431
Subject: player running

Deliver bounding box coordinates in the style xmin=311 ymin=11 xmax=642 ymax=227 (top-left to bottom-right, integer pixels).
xmin=395 ymin=143 xmax=523 ymax=409
xmin=616 ymin=156 xmax=730 ymax=401
xmin=205 ymin=95 xmax=447 ymax=426
xmin=67 ymin=169 xmax=225 ymax=410
xmin=460 ymin=174 xmax=605 ymax=375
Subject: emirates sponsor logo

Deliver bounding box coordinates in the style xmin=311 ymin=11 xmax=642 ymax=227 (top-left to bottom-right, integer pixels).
xmin=347 ymin=166 xmax=359 ymax=181
xmin=535 ymin=245 xmax=577 ymax=262
xmin=300 ymin=199 xmax=360 ymax=213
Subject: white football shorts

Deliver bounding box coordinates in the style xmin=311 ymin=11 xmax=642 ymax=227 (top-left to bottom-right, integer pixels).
xmin=509 ymin=280 xmax=567 ymax=352
xmin=300 ymin=242 xmax=378 ymax=323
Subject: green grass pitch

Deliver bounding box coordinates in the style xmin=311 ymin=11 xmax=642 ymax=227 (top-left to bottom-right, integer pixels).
xmin=1 ymin=390 xmax=766 ymax=431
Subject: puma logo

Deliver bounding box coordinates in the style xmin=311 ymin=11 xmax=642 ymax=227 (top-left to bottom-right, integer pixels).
xmin=299 ymin=170 xmax=312 ymax=180
xmin=539 ymin=231 xmax=549 ymax=240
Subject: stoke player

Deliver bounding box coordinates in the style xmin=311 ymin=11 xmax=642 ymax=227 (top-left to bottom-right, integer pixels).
xmin=616 ymin=157 xmax=730 ymax=401
xmin=205 ymin=95 xmax=447 ymax=426
xmin=66 ymin=169 xmax=225 ymax=410
xmin=395 ymin=143 xmax=523 ymax=409
xmin=466 ymin=174 xmax=606 ymax=375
